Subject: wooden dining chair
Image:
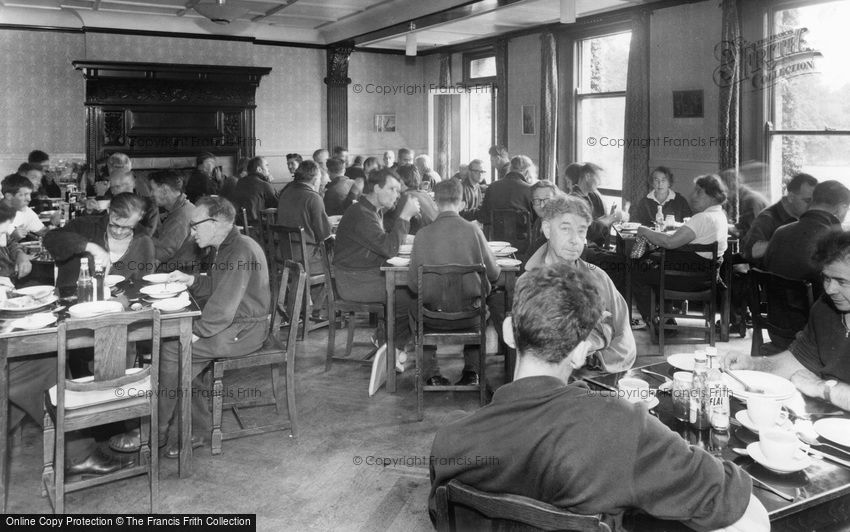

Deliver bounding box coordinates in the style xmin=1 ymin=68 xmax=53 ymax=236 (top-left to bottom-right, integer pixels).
xmin=488 ymin=209 xmax=532 ymax=257
xmin=414 ymin=264 xmax=489 ymax=421
xmin=258 ymin=207 xmax=278 ymax=260
xmin=42 ymin=309 xmax=162 ymax=514
xmin=649 ymin=243 xmax=720 ymax=357
xmin=267 ymin=224 xmax=329 ymax=340
xmin=435 ymin=480 xmax=611 ymax=532
xmin=322 ymin=240 xmax=386 ymax=371
xmin=210 ymin=259 xmax=305 ymax=455
xmin=748 ymin=267 xmax=814 ymax=357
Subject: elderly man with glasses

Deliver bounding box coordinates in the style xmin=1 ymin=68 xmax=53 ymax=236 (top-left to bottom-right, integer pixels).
xmin=453 ymin=159 xmax=487 ymax=221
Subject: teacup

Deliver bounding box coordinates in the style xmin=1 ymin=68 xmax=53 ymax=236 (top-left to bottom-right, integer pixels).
xmin=747 ymin=395 xmax=783 ymax=428
xmin=618 ymin=377 xmax=650 ymax=404
xmin=97 ymin=199 xmax=111 ymax=211
xmin=760 ymin=428 xmax=799 ymax=463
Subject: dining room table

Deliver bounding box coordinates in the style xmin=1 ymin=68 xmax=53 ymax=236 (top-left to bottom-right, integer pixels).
xmin=580 ymin=360 xmax=850 ymax=531
xmin=380 ymin=247 xmax=522 ymax=393
xmin=0 ymin=277 xmax=201 ymax=512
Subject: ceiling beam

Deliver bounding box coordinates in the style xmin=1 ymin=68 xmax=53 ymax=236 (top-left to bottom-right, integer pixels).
xmin=93 ymin=0 xmax=101 ymax=11
xmin=176 ymin=0 xmax=200 ymax=17
xmin=252 ymin=0 xmax=299 ymax=23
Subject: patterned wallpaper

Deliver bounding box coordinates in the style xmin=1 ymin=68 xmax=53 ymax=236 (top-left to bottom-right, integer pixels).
xmin=84 ymin=33 xmax=254 ymax=65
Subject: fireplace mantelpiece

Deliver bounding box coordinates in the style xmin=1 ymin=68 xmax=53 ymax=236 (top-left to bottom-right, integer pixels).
xmin=73 ymin=61 xmax=271 ymax=167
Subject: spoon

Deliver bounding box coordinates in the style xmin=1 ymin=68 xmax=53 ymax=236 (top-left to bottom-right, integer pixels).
xmin=794 ymin=427 xmax=850 ymax=460
xmin=730 ymin=449 xmax=796 ymax=501
xmin=720 ymin=367 xmax=765 ymax=394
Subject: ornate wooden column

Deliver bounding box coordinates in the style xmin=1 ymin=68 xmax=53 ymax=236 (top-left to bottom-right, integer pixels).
xmin=325 ymin=45 xmax=354 ymax=151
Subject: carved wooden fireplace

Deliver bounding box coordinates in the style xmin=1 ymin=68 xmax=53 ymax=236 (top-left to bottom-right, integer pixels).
xmin=73 ymin=61 xmax=271 ymax=175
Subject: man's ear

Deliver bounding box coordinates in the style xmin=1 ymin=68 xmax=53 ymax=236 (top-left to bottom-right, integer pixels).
xmin=541 ymin=219 xmax=551 ymax=240
xmin=568 ymin=340 xmax=590 ymax=369
xmin=502 ymin=316 xmax=517 ymax=349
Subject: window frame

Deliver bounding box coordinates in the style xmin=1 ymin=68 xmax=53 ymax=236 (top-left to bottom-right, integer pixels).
xmin=462 ymin=50 xmax=497 ymax=84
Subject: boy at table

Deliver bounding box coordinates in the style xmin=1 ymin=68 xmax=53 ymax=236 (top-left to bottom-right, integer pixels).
xmin=111 ymin=196 xmax=270 ymax=456
xmin=407 ymin=179 xmax=501 ymax=386
xmin=429 ymin=262 xmax=768 ymax=532
xmin=524 ymin=194 xmax=635 ymax=372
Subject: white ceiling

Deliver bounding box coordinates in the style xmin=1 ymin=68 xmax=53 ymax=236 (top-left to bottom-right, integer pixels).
xmin=0 ymin=0 xmax=651 ymax=50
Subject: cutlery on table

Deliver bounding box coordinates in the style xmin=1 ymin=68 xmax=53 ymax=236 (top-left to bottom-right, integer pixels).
xmin=720 ymin=367 xmax=765 ymax=394
xmin=640 ymin=368 xmax=671 ymax=383
xmin=795 ymin=429 xmax=850 ymax=462
xmin=730 ymin=448 xmax=796 ymax=501
xmin=580 ymin=377 xmax=618 ymax=392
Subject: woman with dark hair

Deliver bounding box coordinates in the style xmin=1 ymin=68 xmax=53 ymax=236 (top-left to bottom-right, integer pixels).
xmin=385 ymin=164 xmax=438 ymax=235
xmin=631 ymin=174 xmax=729 ymax=326
xmin=44 ymin=192 xmax=155 ymax=295
xmin=631 ymin=166 xmax=692 ymax=226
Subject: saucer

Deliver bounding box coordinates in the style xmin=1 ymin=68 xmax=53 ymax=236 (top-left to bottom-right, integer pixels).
xmin=10 ymin=312 xmax=56 ymax=330
xmin=735 ymin=411 xmax=791 ymax=434
xmin=746 ymin=442 xmax=811 ymax=474
xmin=496 ymin=258 xmax=522 ymax=267
xmin=386 ymin=257 xmax=410 ymax=266
xmin=494 ymin=246 xmax=518 ymax=256
xmin=139 ymin=282 xmax=187 ymax=299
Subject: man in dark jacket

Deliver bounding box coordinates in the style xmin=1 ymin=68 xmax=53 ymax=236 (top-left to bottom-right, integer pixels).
xmin=230 ymin=156 xmax=278 ymax=224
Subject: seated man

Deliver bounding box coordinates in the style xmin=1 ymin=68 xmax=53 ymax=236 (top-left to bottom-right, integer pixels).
xmin=149 ymin=169 xmax=194 ymax=271
xmin=90 ymin=170 xmax=159 ymax=237
xmin=528 ymin=180 xmax=559 ymax=257
xmin=44 ymin=192 xmax=155 ymax=294
xmin=1 ymin=174 xmax=56 ymax=239
xmin=114 ymin=196 xmax=271 ymax=455
xmin=277 ymin=160 xmax=332 ymax=275
xmin=726 ymin=229 xmax=850 ymax=411
xmin=477 ymin=155 xmax=534 ymax=230
xmin=429 ymin=262 xmax=768 ymax=532
xmin=764 ymin=180 xmax=850 ymax=284
xmin=28 ymin=149 xmax=61 ymax=198
xmin=525 ymin=195 xmax=635 ymax=372
xmin=186 ymin=152 xmax=225 ymax=203
xmin=323 ymin=158 xmax=359 ymax=216
xmin=742 ymin=172 xmax=816 ymax=263
xmin=454 ymin=159 xmax=486 ymax=222
xmin=407 ymin=180 xmax=501 ymax=386
xmin=230 ymin=156 xmax=278 ymax=225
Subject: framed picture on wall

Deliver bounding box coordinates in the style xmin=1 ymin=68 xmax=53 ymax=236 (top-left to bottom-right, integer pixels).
xmin=521 ymin=105 xmax=536 ymax=135
xmin=374 ymin=114 xmax=396 ymax=132
xmin=672 ymin=90 xmax=704 ymax=118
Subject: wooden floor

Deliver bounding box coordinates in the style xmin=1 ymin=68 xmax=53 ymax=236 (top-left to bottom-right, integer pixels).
xmin=6 ymin=315 xmax=754 ymax=530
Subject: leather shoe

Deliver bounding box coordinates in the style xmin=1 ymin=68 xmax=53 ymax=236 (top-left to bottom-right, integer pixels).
xmin=164 ymin=436 xmax=205 ymax=459
xmin=425 ymin=375 xmax=451 ymax=386
xmin=109 ymin=429 xmax=167 ymax=453
xmin=455 ymin=370 xmax=480 ymax=386
xmin=66 ymin=448 xmax=134 ymax=477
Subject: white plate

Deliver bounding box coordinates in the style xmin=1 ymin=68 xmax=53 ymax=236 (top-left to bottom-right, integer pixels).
xmin=143 ymin=273 xmax=171 ymax=284
xmin=494 ymin=246 xmax=518 ymax=256
xmin=667 ymin=353 xmax=695 ymax=371
xmin=641 ymin=396 xmax=660 ymax=410
xmin=488 ymin=241 xmax=510 ymax=249
xmin=620 ymin=222 xmax=641 ymax=231
xmin=735 ymin=410 xmax=793 ymax=434
xmin=746 ymin=442 xmax=811 ymax=474
xmin=398 ymin=244 xmax=413 ymax=255
xmin=105 ymin=275 xmax=125 ymax=287
xmin=10 ymin=312 xmax=56 ymax=330
xmin=722 ymin=370 xmax=796 ymax=401
xmin=328 ymin=215 xmax=342 ymax=225
xmin=139 ymin=282 xmax=187 ymax=299
xmin=15 ymin=285 xmax=54 ymax=299
xmin=0 ymin=294 xmax=58 ymax=312
xmin=68 ymin=300 xmax=124 ymax=319
xmin=813 ymin=418 xmax=850 ymax=447
xmin=152 ymin=294 xmax=191 ymax=313
xmin=496 ymin=258 xmax=522 ymax=267
xmin=386 ymin=257 xmax=410 ymax=267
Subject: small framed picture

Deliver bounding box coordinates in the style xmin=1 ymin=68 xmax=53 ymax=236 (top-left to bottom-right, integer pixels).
xmin=374 ymin=114 xmax=396 ymax=132
xmin=672 ymin=90 xmax=704 ymax=118
xmin=521 ymin=105 xmax=536 ymax=135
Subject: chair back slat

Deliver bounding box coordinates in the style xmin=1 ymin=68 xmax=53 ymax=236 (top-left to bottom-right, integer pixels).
xmin=436 ymin=480 xmax=610 ymax=532
xmin=274 ymin=260 xmax=306 ymax=348
xmin=417 ymin=264 xmax=488 ymax=323
xmin=489 ymin=209 xmax=532 ymax=254
xmin=659 ymin=242 xmax=719 ymax=282
xmin=749 ymin=267 xmax=814 ymax=341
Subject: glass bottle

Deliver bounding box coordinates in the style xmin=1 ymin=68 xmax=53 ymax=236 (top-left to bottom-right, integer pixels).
xmin=655 ymin=205 xmax=665 ymax=230
xmin=706 ymin=347 xmax=730 ymax=431
xmin=689 ymin=351 xmax=710 ymax=429
xmin=76 ymin=257 xmax=93 ymax=303
xmin=93 ymin=260 xmax=105 ymax=301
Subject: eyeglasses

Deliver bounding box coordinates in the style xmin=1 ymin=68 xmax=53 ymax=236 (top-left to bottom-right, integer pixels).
xmin=189 ymin=218 xmax=216 ymax=230
xmin=531 ymin=198 xmax=551 ymax=206
xmin=470 ymin=168 xmax=486 ymax=174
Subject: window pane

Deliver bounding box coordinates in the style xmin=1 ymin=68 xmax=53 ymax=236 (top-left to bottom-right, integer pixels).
xmin=774 ymin=2 xmax=850 ymax=130
xmin=578 ymin=32 xmax=630 ymax=93
xmin=577 ymin=96 xmax=625 ymax=191
xmin=769 ymin=134 xmax=850 ymax=198
xmin=469 ymin=56 xmax=496 ymax=79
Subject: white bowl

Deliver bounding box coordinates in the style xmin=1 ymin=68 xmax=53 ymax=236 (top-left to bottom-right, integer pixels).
xmin=15 ymin=285 xmax=54 ymax=299
xmin=140 ymin=282 xmax=187 ymax=299
xmin=68 ymin=300 xmax=124 ymax=319
xmin=105 ymin=275 xmax=125 ymax=287
xmin=143 ymin=273 xmax=171 ymax=284
xmin=152 ymin=294 xmax=190 ymax=312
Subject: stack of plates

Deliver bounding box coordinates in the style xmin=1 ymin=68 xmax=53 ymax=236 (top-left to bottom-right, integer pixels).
xmin=488 ymin=241 xmax=510 ymax=252
xmin=68 ymin=300 xmax=124 ymax=319
xmin=387 ymin=257 xmax=410 ymax=267
xmin=721 ymin=370 xmax=796 ymax=402
xmin=152 ymin=293 xmax=191 ymax=313
xmin=398 ymin=244 xmax=413 ymax=255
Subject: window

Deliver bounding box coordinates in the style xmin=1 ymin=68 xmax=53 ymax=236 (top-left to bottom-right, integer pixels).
xmin=574 ymin=31 xmax=630 ymax=202
xmin=767 ymin=0 xmax=850 ymax=201
xmin=463 ymin=52 xmax=496 ymax=82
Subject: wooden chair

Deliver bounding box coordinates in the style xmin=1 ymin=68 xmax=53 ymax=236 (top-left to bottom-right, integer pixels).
xmin=258 ymin=207 xmax=278 ymax=260
xmin=748 ymin=267 xmax=814 ymax=357
xmin=210 ymin=259 xmax=305 ymax=455
xmin=435 ymin=480 xmax=611 ymax=532
xmin=414 ymin=264 xmax=488 ymax=421
xmin=488 ymin=209 xmax=532 ymax=257
xmin=648 ymin=243 xmax=720 ymax=357
xmin=322 ymin=240 xmax=386 ymax=371
xmin=267 ymin=224 xmax=329 ymax=340
xmin=42 ymin=309 xmax=162 ymax=513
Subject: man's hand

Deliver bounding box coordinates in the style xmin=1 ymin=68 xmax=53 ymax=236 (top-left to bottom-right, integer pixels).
xmin=15 ymin=254 xmax=32 ymax=278
xmin=94 ymin=180 xmax=110 ymax=197
xmin=0 ymin=276 xmax=14 ymax=288
xmin=399 ymin=196 xmax=421 ymax=221
xmin=636 ymin=226 xmax=650 ymax=238
xmin=167 ymin=270 xmax=195 ymax=287
xmin=84 ymin=243 xmax=111 ymax=268
xmin=49 ymin=209 xmax=63 ymax=226
xmin=721 ymin=351 xmax=757 ymax=370
xmin=12 ymin=226 xmax=28 ymax=241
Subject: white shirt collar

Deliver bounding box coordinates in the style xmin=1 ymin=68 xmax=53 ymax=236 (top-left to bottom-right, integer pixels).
xmin=646 ymin=189 xmax=677 ymax=205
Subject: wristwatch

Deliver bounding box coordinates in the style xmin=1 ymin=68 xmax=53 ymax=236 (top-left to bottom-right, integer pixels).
xmin=823 ymin=379 xmax=838 ymax=403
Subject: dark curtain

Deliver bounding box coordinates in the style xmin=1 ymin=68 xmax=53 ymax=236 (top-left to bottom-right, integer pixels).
xmin=539 ymin=32 xmax=558 ymax=182
xmin=437 ymin=53 xmax=453 ymax=180
xmin=718 ymin=0 xmax=741 ymax=223
xmin=495 ymin=39 xmax=509 ymax=151
xmin=622 ymin=10 xmax=650 ymax=208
